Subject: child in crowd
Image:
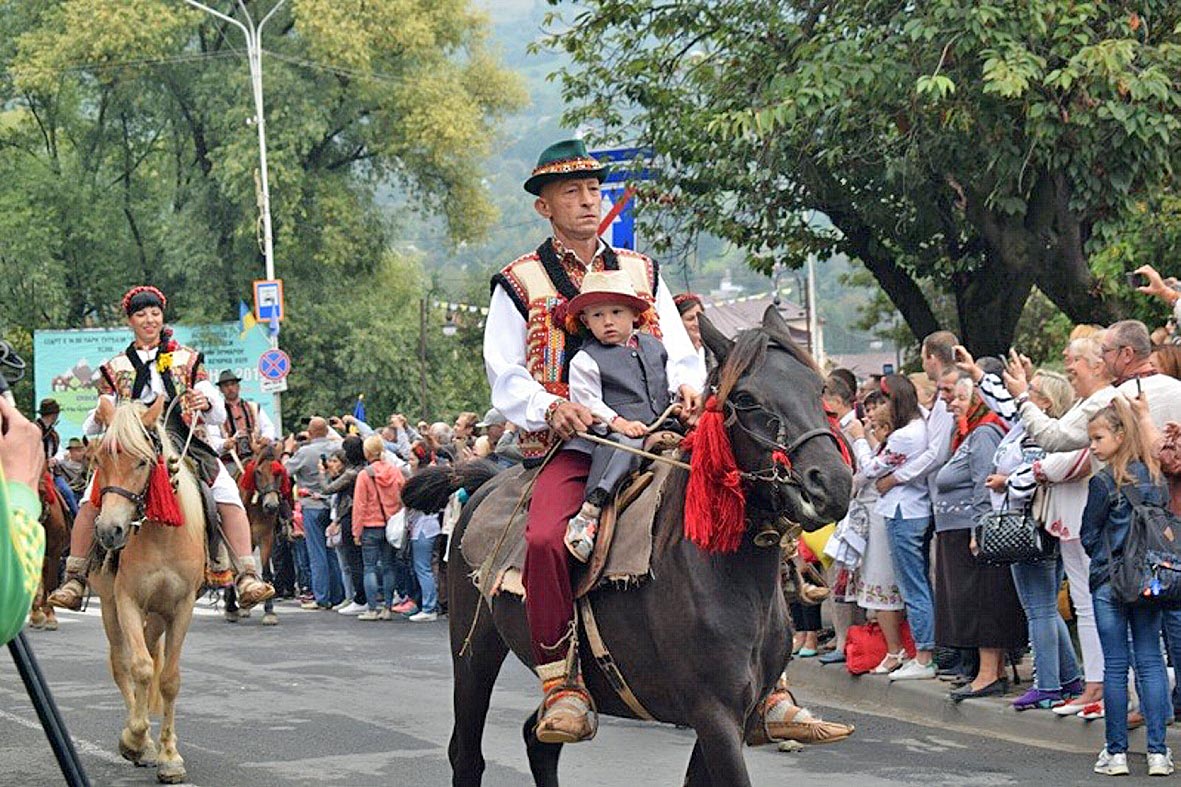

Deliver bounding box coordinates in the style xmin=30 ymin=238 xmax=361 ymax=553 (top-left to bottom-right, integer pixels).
xmin=1081 ymin=397 xmax=1173 ymax=777
xmin=563 ymin=270 xmax=683 ymax=562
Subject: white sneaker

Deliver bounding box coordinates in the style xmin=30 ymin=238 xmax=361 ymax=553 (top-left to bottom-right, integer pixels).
xmin=408 ymin=611 xmax=438 ymax=622
xmin=1094 ymin=749 xmax=1129 ymax=776
xmin=331 ymin=599 xmax=350 ymax=611
xmin=1149 ymin=749 xmax=1175 ymax=777
xmin=337 ymin=601 xmax=366 ymax=616
xmin=356 ymin=609 xmax=383 ymax=621
xmin=889 ymin=660 xmax=936 ymax=681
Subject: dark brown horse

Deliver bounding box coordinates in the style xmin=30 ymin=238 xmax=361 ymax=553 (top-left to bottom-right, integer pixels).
xmin=28 ymin=478 xmax=71 ymax=631
xmin=429 ymin=307 xmax=852 ymax=786
xmin=223 ymin=440 xmax=283 ymax=625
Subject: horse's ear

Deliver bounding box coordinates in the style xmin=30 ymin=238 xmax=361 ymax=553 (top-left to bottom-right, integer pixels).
xmin=762 ymin=304 xmax=793 ymax=342
xmin=141 ymin=395 xmax=164 ymax=427
xmin=699 ymin=314 xmax=733 ymax=366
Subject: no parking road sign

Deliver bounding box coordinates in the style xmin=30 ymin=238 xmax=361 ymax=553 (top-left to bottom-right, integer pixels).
xmin=258 ymin=348 xmax=291 ymax=382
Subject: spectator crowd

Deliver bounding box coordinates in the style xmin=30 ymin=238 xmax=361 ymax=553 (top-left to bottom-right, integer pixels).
xmin=801 ymin=263 xmax=1181 ymax=777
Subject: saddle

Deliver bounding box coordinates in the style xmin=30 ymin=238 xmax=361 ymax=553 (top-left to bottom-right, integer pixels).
xmin=460 ymin=459 xmax=677 ymax=603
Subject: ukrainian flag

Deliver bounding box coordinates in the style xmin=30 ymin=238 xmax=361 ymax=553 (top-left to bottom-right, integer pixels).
xmin=238 ymin=300 xmax=257 ymax=338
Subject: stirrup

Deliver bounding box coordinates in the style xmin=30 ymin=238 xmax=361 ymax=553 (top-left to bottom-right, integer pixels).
xmin=564 ymin=511 xmax=598 ymax=564
xmin=47 ymin=578 xmax=86 ymax=611
xmin=536 ymin=683 xmax=598 ymax=744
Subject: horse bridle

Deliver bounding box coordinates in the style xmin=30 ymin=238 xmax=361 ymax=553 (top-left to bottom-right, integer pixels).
xmin=722 ymin=396 xmax=842 ymax=487
xmin=99 ymin=480 xmax=148 ymax=534
xmin=97 ymin=428 xmax=163 ymax=536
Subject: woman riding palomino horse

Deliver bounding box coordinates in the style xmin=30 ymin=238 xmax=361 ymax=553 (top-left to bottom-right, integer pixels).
xmin=49 ymin=285 xmax=272 ymax=612
xmin=424 ymin=307 xmax=852 ymax=787
xmin=89 ymin=396 xmax=207 ymax=784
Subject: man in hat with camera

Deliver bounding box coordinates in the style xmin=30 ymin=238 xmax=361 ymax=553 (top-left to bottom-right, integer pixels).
xmin=213 ymin=369 xmax=275 ymax=472
xmin=484 ymin=139 xmax=705 ymax=743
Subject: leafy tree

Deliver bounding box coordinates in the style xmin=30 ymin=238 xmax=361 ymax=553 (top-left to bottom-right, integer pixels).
xmin=543 ymin=1 xmax=1181 ymax=354
xmin=0 ymin=0 xmax=522 ymax=422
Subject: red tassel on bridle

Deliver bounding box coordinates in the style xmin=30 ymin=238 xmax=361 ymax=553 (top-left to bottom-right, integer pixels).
xmin=681 ymin=395 xmax=747 ymax=553
xmin=89 ymin=454 xmax=184 ymax=527
xmin=146 ymin=454 xmax=183 ymax=526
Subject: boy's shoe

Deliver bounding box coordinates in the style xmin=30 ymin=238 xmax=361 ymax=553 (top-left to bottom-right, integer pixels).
xmin=357 ymin=609 xmax=383 ymax=621
xmin=889 ymin=660 xmax=936 ymax=681
xmin=1148 ymin=749 xmax=1175 ymax=777
xmin=564 ymin=503 xmax=600 ymax=563
xmin=1011 ymin=688 xmax=1064 ymax=711
xmin=377 ymin=607 xmax=392 ymax=621
xmin=408 ymin=610 xmax=438 ymax=622
xmin=337 ymin=601 xmax=366 ymax=616
xmin=299 ymin=600 xmax=320 ymax=610
xmin=1093 ymin=749 xmax=1129 ymax=776
xmin=392 ymin=599 xmax=418 ymax=615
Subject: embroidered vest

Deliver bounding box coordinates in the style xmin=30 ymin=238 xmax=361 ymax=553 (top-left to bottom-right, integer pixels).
xmin=98 ymin=345 xmax=207 ymax=429
xmin=224 ymin=399 xmax=258 ymax=439
xmin=491 ymin=239 xmax=662 ymax=462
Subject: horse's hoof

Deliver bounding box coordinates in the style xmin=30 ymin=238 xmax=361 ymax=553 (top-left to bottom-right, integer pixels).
xmin=119 ymin=738 xmax=158 ymax=767
xmin=42 ymin=618 xmax=58 ymax=631
xmin=261 ymin=613 xmax=278 ymax=626
xmin=238 ymin=608 xmax=252 ymax=618
xmin=156 ymin=760 xmax=186 ymax=784
xmin=223 ymin=608 xmax=239 ymax=623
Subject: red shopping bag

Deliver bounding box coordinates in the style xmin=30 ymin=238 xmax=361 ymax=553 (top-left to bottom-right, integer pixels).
xmin=844 ymin=620 xmax=916 ymax=675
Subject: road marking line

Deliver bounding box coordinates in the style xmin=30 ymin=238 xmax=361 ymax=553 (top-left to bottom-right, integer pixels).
xmin=0 ymin=708 xmax=210 ymax=786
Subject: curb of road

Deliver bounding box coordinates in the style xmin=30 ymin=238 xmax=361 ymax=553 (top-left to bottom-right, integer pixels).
xmin=790 ymin=655 xmax=1181 ymax=755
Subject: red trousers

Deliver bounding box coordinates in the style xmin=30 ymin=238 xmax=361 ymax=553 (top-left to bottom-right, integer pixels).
xmin=523 ymin=450 xmax=591 ymax=666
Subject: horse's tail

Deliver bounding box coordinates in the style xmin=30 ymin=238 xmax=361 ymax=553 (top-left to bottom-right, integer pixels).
xmin=148 ymin=638 xmax=165 ymax=717
xmin=402 ymin=459 xmax=500 ymax=514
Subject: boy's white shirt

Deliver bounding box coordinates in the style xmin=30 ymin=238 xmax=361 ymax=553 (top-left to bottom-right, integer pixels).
xmin=568 ymin=331 xmax=678 ymax=426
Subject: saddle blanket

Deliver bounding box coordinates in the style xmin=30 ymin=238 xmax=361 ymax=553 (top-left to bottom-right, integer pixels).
xmin=459 ymin=460 xmax=678 ymax=602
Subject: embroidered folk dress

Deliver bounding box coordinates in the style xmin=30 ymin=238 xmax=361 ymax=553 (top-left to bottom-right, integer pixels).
xmin=83 ymin=344 xmax=244 ymax=511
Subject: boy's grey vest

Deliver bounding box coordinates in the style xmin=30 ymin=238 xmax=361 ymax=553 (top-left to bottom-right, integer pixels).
xmin=580 ymin=333 xmax=671 ymax=424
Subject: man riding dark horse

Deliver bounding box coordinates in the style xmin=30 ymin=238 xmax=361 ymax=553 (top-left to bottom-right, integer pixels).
xmin=483 ymin=139 xmax=706 ymax=743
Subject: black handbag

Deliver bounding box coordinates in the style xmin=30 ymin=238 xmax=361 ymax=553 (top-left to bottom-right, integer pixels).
xmin=974 ymin=493 xmax=1053 ymax=565
xmin=1106 ymin=484 xmax=1181 ymax=607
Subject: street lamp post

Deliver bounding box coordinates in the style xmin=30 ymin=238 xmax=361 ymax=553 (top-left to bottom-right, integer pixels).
xmin=182 ymin=0 xmax=287 ymax=432
xmin=182 ymin=0 xmax=285 ymax=282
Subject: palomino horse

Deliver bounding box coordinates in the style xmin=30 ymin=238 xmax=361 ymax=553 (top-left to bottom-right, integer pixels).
xmin=428 ymin=307 xmax=852 ymax=786
xmin=88 ymin=397 xmax=206 ymax=784
xmin=223 ymin=439 xmax=283 ymax=625
xmin=27 ymin=481 xmax=71 ymax=631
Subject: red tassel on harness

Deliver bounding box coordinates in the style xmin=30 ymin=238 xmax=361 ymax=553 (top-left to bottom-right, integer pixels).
xmin=89 ymin=456 xmax=183 ymax=527
xmin=681 ymin=396 xmax=747 ymax=553
xmin=239 ymin=460 xmax=257 ymax=496
xmin=146 ymin=455 xmax=183 ymax=526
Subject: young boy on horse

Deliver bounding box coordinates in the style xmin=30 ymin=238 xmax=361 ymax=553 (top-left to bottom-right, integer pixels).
xmin=562 ymin=270 xmax=682 ymax=562
xmin=49 ymin=285 xmax=273 ymax=611
xmin=484 ymin=140 xmax=704 ymax=743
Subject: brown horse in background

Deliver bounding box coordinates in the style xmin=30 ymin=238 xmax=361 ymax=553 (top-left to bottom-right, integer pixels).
xmin=27 ymin=480 xmax=71 ymax=631
xmin=223 ymin=439 xmax=283 ymax=625
xmin=89 ymin=398 xmax=206 ymax=784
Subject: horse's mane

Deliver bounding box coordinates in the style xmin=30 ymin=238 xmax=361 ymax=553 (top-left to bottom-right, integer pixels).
xmin=712 ymin=325 xmax=820 ymax=402
xmin=101 ymin=402 xmax=169 ymax=463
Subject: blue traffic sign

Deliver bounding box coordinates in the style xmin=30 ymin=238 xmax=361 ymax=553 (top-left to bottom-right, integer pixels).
xmin=592 ymin=147 xmax=655 ymax=183
xmin=258 ymin=349 xmax=291 ymax=381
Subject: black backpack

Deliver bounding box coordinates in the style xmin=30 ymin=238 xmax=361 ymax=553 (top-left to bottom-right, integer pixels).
xmin=1107 ymin=483 xmax=1181 ymax=607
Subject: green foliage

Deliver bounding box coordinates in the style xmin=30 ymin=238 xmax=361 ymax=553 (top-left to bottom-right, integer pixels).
xmin=0 ymin=0 xmax=523 ymax=423
xmin=542 ymin=0 xmax=1181 ymax=354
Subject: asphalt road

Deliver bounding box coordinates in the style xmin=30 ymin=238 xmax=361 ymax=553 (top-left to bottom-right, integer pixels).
xmin=0 ymin=594 xmax=1162 ymax=785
